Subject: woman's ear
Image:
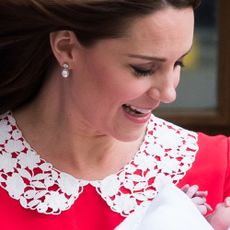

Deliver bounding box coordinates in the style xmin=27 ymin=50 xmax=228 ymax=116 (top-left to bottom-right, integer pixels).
xmin=49 ymin=30 xmax=80 ymax=68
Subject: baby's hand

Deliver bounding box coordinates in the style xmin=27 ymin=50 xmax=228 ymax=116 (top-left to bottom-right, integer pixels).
xmin=181 ymin=184 xmax=212 ymax=215
xmin=206 ymin=197 xmax=230 ymax=230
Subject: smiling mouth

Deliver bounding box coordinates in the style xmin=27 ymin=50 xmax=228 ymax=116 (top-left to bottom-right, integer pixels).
xmin=122 ymin=104 xmax=152 ymax=117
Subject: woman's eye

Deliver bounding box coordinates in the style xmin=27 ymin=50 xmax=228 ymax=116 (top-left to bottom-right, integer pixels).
xmin=130 ymin=65 xmax=155 ymax=77
xmin=175 ymin=60 xmax=185 ymax=68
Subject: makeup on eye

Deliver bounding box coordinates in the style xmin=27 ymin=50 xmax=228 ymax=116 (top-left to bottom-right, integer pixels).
xmin=174 ymin=60 xmax=185 ymax=68
xmin=129 ymin=64 xmax=158 ymax=77
xmin=126 ymin=46 xmax=191 ymax=74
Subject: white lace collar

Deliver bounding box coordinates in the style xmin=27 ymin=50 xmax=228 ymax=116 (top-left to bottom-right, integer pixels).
xmin=0 ymin=112 xmax=198 ymax=216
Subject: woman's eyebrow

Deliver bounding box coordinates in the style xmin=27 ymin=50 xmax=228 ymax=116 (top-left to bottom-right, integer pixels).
xmin=126 ymin=54 xmax=166 ymax=62
xmin=126 ymin=46 xmax=193 ymax=62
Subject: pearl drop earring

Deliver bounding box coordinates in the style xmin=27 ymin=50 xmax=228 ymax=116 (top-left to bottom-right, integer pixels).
xmin=61 ymin=63 xmax=70 ymax=78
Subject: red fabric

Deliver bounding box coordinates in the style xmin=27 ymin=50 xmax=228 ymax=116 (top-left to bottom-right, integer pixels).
xmin=0 ymin=185 xmax=125 ymax=230
xmin=0 ymin=132 xmax=229 ymax=229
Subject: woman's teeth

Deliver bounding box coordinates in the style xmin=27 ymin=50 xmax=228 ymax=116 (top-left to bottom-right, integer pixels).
xmin=122 ymin=104 xmax=151 ymax=116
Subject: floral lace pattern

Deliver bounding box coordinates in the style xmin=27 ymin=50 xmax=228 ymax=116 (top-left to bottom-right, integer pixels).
xmin=0 ymin=112 xmax=198 ymax=216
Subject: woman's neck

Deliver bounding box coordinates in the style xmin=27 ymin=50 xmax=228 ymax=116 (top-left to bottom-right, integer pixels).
xmin=13 ymin=101 xmax=144 ymax=180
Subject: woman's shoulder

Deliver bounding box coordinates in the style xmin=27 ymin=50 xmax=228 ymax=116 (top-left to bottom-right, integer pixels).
xmin=196 ymin=131 xmax=229 ymax=158
xmin=197 ymin=131 xmax=229 ymax=143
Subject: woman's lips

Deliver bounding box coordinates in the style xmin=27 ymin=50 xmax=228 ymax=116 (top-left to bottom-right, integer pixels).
xmin=122 ymin=104 xmax=152 ymax=124
xmin=122 ymin=104 xmax=152 ymax=117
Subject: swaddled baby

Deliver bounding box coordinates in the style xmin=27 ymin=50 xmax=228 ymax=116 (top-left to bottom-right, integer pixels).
xmin=116 ymin=176 xmax=213 ymax=230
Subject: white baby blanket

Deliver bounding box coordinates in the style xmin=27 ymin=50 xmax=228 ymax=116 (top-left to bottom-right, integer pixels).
xmin=115 ymin=180 xmax=214 ymax=230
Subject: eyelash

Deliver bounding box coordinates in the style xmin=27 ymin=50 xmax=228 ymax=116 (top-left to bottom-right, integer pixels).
xmin=175 ymin=61 xmax=185 ymax=68
xmin=131 ymin=61 xmax=185 ymax=78
xmin=130 ymin=65 xmax=155 ymax=77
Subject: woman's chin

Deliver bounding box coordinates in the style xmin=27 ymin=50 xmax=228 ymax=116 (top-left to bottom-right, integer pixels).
xmin=113 ymin=126 xmax=147 ymax=143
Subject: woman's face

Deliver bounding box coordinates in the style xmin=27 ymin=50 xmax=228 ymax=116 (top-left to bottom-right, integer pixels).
xmin=68 ymin=6 xmax=194 ymax=141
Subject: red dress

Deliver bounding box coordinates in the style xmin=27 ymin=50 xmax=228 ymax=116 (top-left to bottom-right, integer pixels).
xmin=0 ymin=112 xmax=229 ymax=230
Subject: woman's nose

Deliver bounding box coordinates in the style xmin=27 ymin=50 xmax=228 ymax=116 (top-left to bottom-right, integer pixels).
xmin=148 ymin=86 xmax=176 ymax=103
xmin=160 ymin=85 xmax=177 ymax=103
xmin=147 ymin=73 xmax=178 ymax=104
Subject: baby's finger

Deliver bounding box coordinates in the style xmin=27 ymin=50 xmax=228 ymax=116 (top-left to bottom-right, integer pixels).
xmin=185 ymin=185 xmax=199 ymax=198
xmin=193 ymin=191 xmax=208 ymax=198
xmin=224 ymin=197 xmax=230 ymax=207
xmin=181 ymin=184 xmax=190 ymax=193
xmin=192 ymin=196 xmax=206 ymax=205
xmin=204 ymin=203 xmax=213 ymax=212
xmin=196 ymin=204 xmax=209 ymax=215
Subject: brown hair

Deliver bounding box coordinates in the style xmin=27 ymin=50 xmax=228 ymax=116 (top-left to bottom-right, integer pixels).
xmin=0 ymin=0 xmax=201 ymax=113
